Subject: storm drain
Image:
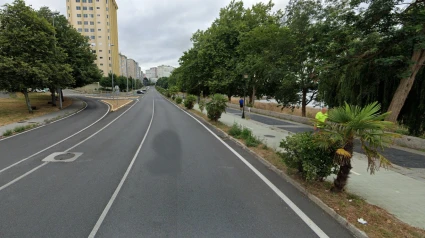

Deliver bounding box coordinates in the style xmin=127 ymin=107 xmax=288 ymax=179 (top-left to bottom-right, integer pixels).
xmin=264 ymin=135 xmax=276 ymax=138
xmin=42 ymin=152 xmax=83 ymax=162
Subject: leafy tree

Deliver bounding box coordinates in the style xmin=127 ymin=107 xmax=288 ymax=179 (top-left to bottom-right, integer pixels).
xmin=0 ymin=0 xmax=55 ymax=113
xmin=156 ymin=77 xmax=169 ymax=89
xmin=317 ymin=102 xmax=396 ymax=192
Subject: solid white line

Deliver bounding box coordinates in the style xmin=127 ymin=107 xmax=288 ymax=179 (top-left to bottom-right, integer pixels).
xmin=65 ymin=100 xmax=138 ymax=152
xmin=0 ymin=103 xmax=110 ymax=174
xmin=88 ymin=98 xmax=155 ymax=238
xmin=0 ymin=162 xmax=48 ymax=192
xmin=0 ymin=99 xmax=88 ymax=142
xmin=0 ymin=103 xmax=110 ymax=173
xmin=166 ymin=96 xmax=329 ymax=238
xmin=351 ymin=171 xmax=361 ymax=176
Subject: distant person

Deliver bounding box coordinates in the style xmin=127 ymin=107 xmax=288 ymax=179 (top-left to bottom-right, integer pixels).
xmin=314 ymin=107 xmax=328 ymax=132
xmin=239 ymin=98 xmax=244 ymax=110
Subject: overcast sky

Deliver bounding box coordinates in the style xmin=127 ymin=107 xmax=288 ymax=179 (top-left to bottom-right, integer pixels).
xmin=0 ymin=0 xmax=288 ymax=72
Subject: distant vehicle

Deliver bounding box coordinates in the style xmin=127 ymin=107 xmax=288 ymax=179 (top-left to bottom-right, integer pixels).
xmin=34 ymin=89 xmax=46 ymax=93
xmin=136 ymin=90 xmax=144 ymax=94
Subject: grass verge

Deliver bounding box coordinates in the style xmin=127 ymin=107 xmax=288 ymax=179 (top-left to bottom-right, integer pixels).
xmin=101 ymin=99 xmax=133 ymax=111
xmin=186 ymin=107 xmax=425 ymax=238
xmin=2 ymin=123 xmax=40 ymax=137
xmin=0 ymin=92 xmax=72 ymax=127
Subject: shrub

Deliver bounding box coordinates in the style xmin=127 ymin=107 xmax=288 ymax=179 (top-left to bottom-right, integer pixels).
xmin=184 ymin=95 xmax=197 ymax=109
xmin=279 ymin=132 xmax=338 ymax=181
xmin=240 ymin=127 xmax=252 ymax=140
xmin=3 ymin=129 xmax=13 ymax=137
xmin=198 ymin=99 xmax=206 ymax=112
xmin=175 ymin=97 xmax=183 ymax=104
xmin=229 ymin=123 xmax=242 ymax=138
xmin=246 ymin=135 xmax=260 ymax=147
xmin=13 ymin=126 xmax=26 ymax=133
xmin=206 ymin=94 xmax=227 ymax=121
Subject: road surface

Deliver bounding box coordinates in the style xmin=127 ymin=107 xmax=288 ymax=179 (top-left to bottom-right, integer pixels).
xmin=0 ymin=90 xmax=353 ymax=237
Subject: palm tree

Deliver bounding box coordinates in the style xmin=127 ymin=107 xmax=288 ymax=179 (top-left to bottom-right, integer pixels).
xmin=317 ymin=102 xmax=397 ymax=192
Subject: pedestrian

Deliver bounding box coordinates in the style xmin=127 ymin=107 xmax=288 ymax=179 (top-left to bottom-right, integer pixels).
xmin=314 ymin=107 xmax=328 ymax=132
xmin=239 ymin=98 xmax=244 ymax=111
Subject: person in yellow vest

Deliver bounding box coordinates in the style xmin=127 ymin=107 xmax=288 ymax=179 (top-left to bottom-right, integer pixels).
xmin=314 ymin=107 xmax=328 ymax=132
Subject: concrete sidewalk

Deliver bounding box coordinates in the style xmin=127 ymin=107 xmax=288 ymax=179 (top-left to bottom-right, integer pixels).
xmin=0 ymin=98 xmax=85 ymax=136
xmin=193 ymin=104 xmax=425 ymax=230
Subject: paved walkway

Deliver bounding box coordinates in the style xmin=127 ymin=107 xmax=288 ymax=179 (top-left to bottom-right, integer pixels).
xmin=193 ymin=104 xmax=425 ymax=230
xmin=0 ymin=98 xmax=85 ymax=136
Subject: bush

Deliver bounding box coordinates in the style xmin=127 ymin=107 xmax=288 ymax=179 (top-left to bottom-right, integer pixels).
xmin=3 ymin=129 xmax=13 ymax=137
xmin=175 ymin=97 xmax=183 ymax=104
xmin=279 ymin=132 xmax=338 ymax=181
xmin=229 ymin=123 xmax=242 ymax=138
xmin=206 ymin=94 xmax=227 ymax=121
xmin=184 ymin=95 xmax=197 ymax=109
xmin=245 ymin=135 xmax=260 ymax=147
xmin=13 ymin=126 xmax=26 ymax=133
xmin=240 ymin=127 xmax=252 ymax=140
xmin=199 ymin=99 xmax=206 ymax=112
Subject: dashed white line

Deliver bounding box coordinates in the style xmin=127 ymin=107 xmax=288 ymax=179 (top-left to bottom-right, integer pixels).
xmin=88 ymin=98 xmax=155 ymax=238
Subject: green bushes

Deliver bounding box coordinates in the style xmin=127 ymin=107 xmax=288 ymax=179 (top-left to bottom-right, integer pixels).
xmin=2 ymin=129 xmax=13 ymax=137
xmin=279 ymin=132 xmax=338 ymax=181
xmin=228 ymin=123 xmax=261 ymax=147
xmin=198 ymin=99 xmax=206 ymax=112
xmin=206 ymin=94 xmax=227 ymax=121
xmin=175 ymin=97 xmax=183 ymax=104
xmin=184 ymin=95 xmax=197 ymax=109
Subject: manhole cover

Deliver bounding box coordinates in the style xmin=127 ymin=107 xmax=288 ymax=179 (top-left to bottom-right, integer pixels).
xmin=43 ymin=152 xmax=83 ymax=162
xmin=18 ymin=121 xmax=26 ymax=123
xmin=54 ymin=153 xmax=75 ymax=161
xmin=264 ymin=135 xmax=276 ymax=138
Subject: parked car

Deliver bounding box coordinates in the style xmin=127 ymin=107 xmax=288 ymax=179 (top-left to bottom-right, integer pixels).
xmin=137 ymin=90 xmax=144 ymax=94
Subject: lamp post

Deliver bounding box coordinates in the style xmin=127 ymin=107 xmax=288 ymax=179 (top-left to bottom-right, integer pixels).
xmin=242 ymin=74 xmax=248 ymax=119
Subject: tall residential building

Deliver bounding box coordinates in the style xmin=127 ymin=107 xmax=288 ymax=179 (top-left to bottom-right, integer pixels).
xmin=146 ymin=67 xmax=157 ymax=79
xmin=126 ymin=58 xmax=137 ymax=79
xmin=157 ymin=65 xmax=175 ymax=78
xmin=137 ymin=66 xmax=142 ymax=80
xmin=66 ymin=0 xmax=120 ymax=77
xmin=119 ymin=53 xmax=127 ymax=77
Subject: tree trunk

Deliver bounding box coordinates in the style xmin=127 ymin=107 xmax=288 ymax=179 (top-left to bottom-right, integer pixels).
xmin=332 ymin=139 xmax=354 ymax=192
xmin=227 ymin=95 xmax=231 ymax=102
xmin=60 ymin=89 xmax=64 ymax=102
xmin=386 ymin=49 xmax=425 ymax=122
xmin=301 ymin=88 xmax=307 ymax=117
xmin=251 ymin=85 xmax=256 ymax=105
xmin=50 ymin=88 xmax=56 ymax=106
xmin=22 ymin=90 xmax=33 ymax=114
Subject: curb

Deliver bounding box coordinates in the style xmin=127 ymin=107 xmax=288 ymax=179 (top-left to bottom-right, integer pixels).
xmin=101 ymin=99 xmax=134 ymax=112
xmin=159 ymin=94 xmax=368 ymax=238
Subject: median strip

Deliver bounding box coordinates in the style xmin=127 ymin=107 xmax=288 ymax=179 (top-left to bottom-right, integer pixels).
xmin=101 ymin=99 xmax=133 ymax=111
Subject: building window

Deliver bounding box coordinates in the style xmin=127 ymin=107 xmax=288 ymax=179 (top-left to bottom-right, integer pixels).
xmin=100 ymin=63 xmax=103 ymax=66
xmin=90 ymin=14 xmax=94 ymax=18
xmin=89 ymin=7 xmax=93 ymax=10
xmin=91 ymin=36 xmax=95 ymax=39
xmin=67 ymin=6 xmax=69 ymax=10
xmin=107 ymin=15 xmax=109 ymax=18
xmin=97 ymin=21 xmax=101 ymax=24
xmin=90 ymin=21 xmax=94 ymax=25
xmin=84 ymin=21 xmax=88 ymax=25
xmin=107 ymin=22 xmax=109 ymax=26
xmin=108 ymin=36 xmax=110 ymax=40
xmin=90 ymin=29 xmax=95 ymax=32
xmin=109 ymin=50 xmax=111 ymax=54
xmin=97 ymin=7 xmax=100 ymax=9
xmin=83 ymin=7 xmax=87 ymax=10
xmin=89 ymin=0 xmax=93 ymax=2
xmin=109 ymin=64 xmax=111 ymax=67
xmin=106 ymin=7 xmax=109 ymax=11
xmin=109 ymin=57 xmax=111 ymax=60
xmin=77 ymin=28 xmax=82 ymax=32
xmin=98 ymin=29 xmax=101 ymax=31
xmin=82 ymin=0 xmax=87 ymax=2
xmin=76 ymin=6 xmax=81 ymax=10
xmin=76 ymin=0 xmax=80 ymax=2
xmin=92 ymin=50 xmax=96 ymax=53
xmin=84 ymin=28 xmax=89 ymax=32
xmin=97 ymin=14 xmax=100 ymax=16
xmin=68 ymin=14 xmax=70 ymax=17
xmin=98 ymin=36 xmax=102 ymax=38
xmin=77 ymin=14 xmax=81 ymax=17
xmin=83 ymin=14 xmax=88 ymax=18
xmin=99 ymin=50 xmax=103 ymax=52
xmin=100 ymin=57 xmax=103 ymax=59
xmin=77 ymin=21 xmax=82 ymax=25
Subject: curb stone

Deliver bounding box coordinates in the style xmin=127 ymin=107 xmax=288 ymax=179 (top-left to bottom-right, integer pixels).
xmin=160 ymin=93 xmax=368 ymax=238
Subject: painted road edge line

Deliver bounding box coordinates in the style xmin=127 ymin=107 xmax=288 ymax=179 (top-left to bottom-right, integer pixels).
xmin=0 ymin=98 xmax=88 ymax=142
xmin=88 ymin=98 xmax=155 ymax=238
xmin=0 ymin=162 xmax=48 ymax=192
xmin=0 ymin=103 xmax=110 ymax=174
xmin=167 ymin=96 xmax=329 ymax=238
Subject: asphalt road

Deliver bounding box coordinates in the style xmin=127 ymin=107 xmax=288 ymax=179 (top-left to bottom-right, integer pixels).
xmin=0 ymin=90 xmax=353 ymax=237
xmin=226 ymin=108 xmax=425 ymax=169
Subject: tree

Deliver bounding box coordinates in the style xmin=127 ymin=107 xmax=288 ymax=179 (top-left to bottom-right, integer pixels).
xmin=0 ymin=0 xmax=55 ymax=113
xmin=318 ymin=102 xmax=396 ymax=192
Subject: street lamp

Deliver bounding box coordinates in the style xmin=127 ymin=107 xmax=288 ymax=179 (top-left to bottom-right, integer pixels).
xmin=242 ymin=74 xmax=248 ymax=119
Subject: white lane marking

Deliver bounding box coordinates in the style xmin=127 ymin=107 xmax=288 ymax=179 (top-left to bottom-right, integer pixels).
xmin=167 ymin=97 xmax=329 ymax=238
xmin=88 ymin=98 xmax=155 ymax=238
xmin=351 ymin=171 xmax=361 ymax=176
xmin=0 ymin=99 xmax=88 ymax=142
xmin=0 ymin=103 xmax=110 ymax=174
xmin=0 ymin=162 xmax=48 ymax=192
xmin=0 ymin=99 xmax=140 ymax=192
xmin=65 ymin=100 xmax=138 ymax=152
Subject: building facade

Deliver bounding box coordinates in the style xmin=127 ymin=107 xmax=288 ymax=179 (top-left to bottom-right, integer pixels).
xmin=126 ymin=58 xmax=137 ymax=79
xmin=119 ymin=53 xmax=127 ymax=77
xmin=157 ymin=65 xmax=175 ymax=78
xmin=66 ymin=0 xmax=120 ymax=76
xmin=145 ymin=67 xmax=157 ymax=79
